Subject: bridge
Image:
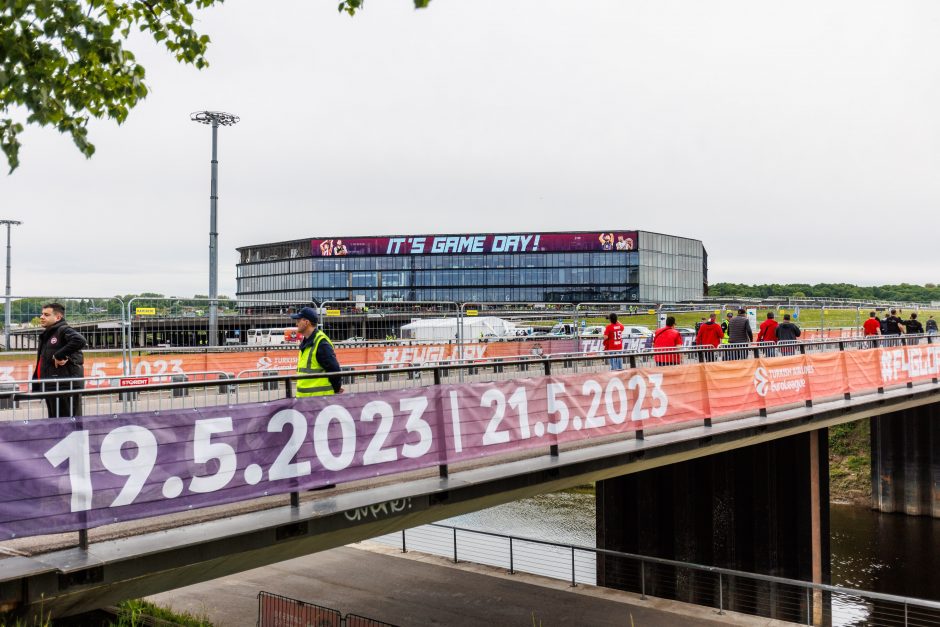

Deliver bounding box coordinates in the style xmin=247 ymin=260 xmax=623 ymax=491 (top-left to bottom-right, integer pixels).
xmin=0 ymin=335 xmax=938 ymax=622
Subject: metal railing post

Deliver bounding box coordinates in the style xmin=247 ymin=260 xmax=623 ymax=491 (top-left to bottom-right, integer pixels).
xmin=640 ymin=561 xmax=647 ymax=600
xmin=453 ymin=527 xmax=458 ymax=563
xmin=570 ymin=547 xmax=576 ymax=587
xmin=717 ymin=572 xmax=723 ymax=614
xmin=401 ymin=529 xmax=407 ymax=553
xmin=806 ymin=586 xmax=812 ymax=625
xmin=508 ymin=537 xmax=514 ymax=574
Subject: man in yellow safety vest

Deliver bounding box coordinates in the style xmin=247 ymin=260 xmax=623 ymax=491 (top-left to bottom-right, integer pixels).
xmin=291 ymin=307 xmax=343 ymax=396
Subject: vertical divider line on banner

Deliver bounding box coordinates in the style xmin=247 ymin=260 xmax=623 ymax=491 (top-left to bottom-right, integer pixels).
xmin=629 ymin=354 xmax=644 ymax=440
xmin=283 ymin=371 xmax=299 ymax=508
xmin=76 ymin=413 xmax=89 ymax=551
xmin=838 ymin=342 xmax=851 ymax=401
xmin=699 ymin=358 xmax=713 ymax=428
xmin=930 ymin=335 xmax=939 ymax=384
xmin=877 ymin=345 xmax=885 ymax=393
xmin=905 ymin=340 xmax=915 ymax=389
xmin=758 ymin=353 xmax=768 ymax=418
xmin=802 ymin=351 xmax=814 ymax=409
xmin=433 ymin=368 xmax=449 ymax=479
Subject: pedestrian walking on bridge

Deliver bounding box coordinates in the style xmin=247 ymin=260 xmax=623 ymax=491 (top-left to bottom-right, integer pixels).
xmin=725 ymin=308 xmax=753 ymax=360
xmin=695 ymin=313 xmax=723 ymax=362
xmin=776 ymin=314 xmax=801 ymax=356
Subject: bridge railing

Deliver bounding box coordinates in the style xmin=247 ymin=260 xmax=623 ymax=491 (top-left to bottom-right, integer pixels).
xmin=0 ymin=334 xmax=937 ymax=549
xmin=381 ymin=523 xmax=940 ymax=626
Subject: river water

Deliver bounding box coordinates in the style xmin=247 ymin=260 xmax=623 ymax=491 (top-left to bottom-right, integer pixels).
xmin=374 ymin=492 xmax=940 ymax=601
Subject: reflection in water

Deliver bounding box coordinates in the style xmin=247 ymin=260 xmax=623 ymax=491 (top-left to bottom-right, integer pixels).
xmin=444 ymin=491 xmax=596 ymax=547
xmin=830 ymin=504 xmax=940 ymax=602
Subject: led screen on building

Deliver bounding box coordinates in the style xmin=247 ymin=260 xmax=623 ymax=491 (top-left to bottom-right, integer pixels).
xmin=312 ymin=232 xmax=638 ymax=257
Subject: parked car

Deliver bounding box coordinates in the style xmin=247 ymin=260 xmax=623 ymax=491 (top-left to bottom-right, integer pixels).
xmin=622 ymin=325 xmax=653 ymax=338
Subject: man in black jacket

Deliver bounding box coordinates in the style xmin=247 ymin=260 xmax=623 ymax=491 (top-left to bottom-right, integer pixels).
xmin=32 ymin=303 xmax=87 ymax=417
xmin=776 ymin=314 xmax=801 ymax=355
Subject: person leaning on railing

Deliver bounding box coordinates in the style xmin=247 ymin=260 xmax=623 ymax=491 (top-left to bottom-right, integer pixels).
xmin=291 ymin=307 xmax=343 ymax=396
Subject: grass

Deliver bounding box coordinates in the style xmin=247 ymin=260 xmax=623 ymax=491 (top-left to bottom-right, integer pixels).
xmin=110 ymin=600 xmax=212 ymax=627
xmin=0 ymin=601 xmax=212 ymax=627
xmin=0 ymin=615 xmax=51 ymax=627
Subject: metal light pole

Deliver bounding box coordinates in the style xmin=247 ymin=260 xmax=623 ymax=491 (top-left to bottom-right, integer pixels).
xmin=190 ymin=111 xmax=239 ymax=347
xmin=0 ymin=220 xmax=22 ymax=351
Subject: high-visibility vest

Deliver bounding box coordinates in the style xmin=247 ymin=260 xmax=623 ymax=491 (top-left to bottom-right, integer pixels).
xmin=296 ymin=330 xmax=335 ymax=397
xmin=720 ymin=319 xmax=731 ymax=344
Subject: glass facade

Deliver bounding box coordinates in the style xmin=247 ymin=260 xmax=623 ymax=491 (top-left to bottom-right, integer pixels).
xmin=235 ymin=231 xmax=706 ymax=304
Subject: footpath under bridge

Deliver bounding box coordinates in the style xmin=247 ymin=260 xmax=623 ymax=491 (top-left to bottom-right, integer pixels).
xmin=0 ymin=336 xmax=938 ymax=622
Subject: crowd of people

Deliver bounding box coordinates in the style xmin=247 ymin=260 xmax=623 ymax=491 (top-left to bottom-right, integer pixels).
xmin=602 ymin=308 xmax=937 ymax=369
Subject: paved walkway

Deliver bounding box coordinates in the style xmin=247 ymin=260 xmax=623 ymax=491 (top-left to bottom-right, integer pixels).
xmin=148 ymin=543 xmax=790 ymax=627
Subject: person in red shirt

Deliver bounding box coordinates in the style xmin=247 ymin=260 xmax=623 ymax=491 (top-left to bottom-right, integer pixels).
xmin=862 ymin=310 xmax=881 ymax=349
xmin=652 ymin=316 xmax=683 ymax=366
xmin=863 ymin=311 xmax=881 ymax=336
xmin=757 ymin=312 xmax=779 ymax=357
xmin=695 ymin=313 xmax=723 ymax=361
xmin=603 ymin=313 xmax=625 ymax=370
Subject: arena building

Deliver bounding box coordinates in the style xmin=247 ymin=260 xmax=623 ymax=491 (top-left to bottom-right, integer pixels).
xmin=236 ymin=230 xmax=707 ymax=304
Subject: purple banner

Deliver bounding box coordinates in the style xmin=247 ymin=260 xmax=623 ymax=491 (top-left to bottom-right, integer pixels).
xmin=312 ymin=232 xmax=638 ymax=257
xmin=4 ymin=348 xmax=889 ymax=540
xmin=0 ymin=369 xmax=680 ymax=539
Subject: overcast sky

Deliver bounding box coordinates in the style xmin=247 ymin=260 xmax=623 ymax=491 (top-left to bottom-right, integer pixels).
xmin=4 ymin=0 xmax=939 ymax=299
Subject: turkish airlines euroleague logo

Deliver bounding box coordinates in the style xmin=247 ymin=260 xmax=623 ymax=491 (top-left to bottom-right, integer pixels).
xmin=754 ymin=367 xmax=770 ymax=397
xmin=753 ymin=364 xmax=813 ymax=397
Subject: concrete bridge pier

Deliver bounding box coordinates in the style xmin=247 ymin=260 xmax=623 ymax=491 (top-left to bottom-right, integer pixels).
xmin=871 ymin=405 xmax=940 ymax=517
xmin=597 ymin=429 xmax=830 ymax=623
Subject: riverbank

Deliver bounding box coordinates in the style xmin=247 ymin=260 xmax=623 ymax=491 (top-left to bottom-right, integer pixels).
xmin=828 ymin=420 xmax=871 ymax=506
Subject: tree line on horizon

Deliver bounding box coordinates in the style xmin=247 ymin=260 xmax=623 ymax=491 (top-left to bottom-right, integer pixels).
xmin=708 ymin=282 xmax=940 ymax=303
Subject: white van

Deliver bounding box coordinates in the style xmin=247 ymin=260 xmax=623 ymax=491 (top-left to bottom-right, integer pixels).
xmin=247 ymin=328 xmax=301 ymax=346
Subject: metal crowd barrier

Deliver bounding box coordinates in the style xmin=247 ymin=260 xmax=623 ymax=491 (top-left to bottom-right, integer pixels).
xmin=257 ymin=591 xmax=397 ymax=627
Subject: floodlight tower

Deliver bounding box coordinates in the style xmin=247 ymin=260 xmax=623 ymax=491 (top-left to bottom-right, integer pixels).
xmin=0 ymin=220 xmax=22 ymax=350
xmin=190 ymin=111 xmax=239 ymax=347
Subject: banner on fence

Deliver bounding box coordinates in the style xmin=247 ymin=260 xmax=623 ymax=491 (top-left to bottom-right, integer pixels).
xmin=1 ymin=346 xmax=938 ymax=539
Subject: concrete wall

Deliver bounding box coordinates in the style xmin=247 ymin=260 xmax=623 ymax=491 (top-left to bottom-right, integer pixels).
xmin=871 ymin=405 xmax=940 ymax=517
xmin=597 ymin=429 xmax=830 ymax=622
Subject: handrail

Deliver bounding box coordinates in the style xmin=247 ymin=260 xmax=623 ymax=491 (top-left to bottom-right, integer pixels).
xmin=10 ymin=333 xmax=935 ymax=402
xmin=422 ymin=522 xmax=940 ymax=610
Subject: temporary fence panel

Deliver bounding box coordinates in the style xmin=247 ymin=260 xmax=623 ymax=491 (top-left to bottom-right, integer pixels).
xmin=126 ymin=296 xmax=311 ymax=354
xmin=319 ymin=300 xmax=460 ymax=345
xmin=257 ymin=592 xmax=398 ymax=627
xmin=258 ymin=592 xmax=342 ymax=627
xmin=1 ymin=295 xmax=127 ymax=352
xmin=457 ymin=302 xmax=577 ymax=383
xmin=2 ymin=343 xmax=937 ymax=540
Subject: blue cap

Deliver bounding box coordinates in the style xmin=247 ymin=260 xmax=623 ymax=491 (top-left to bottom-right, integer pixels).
xmin=290 ymin=307 xmax=319 ymax=323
